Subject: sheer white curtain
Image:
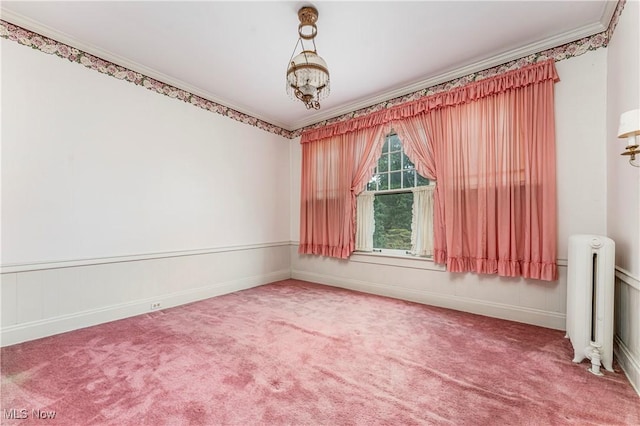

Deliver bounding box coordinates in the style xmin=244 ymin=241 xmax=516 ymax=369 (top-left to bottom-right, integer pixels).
xmin=355 ymin=192 xmax=375 ymax=252
xmin=410 ymin=186 xmax=434 ymax=257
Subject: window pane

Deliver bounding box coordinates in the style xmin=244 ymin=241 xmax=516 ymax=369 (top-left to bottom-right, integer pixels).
xmin=373 ymin=192 xmax=413 ymax=250
xmin=390 ymin=151 xmax=402 ymax=171
xmin=378 ymin=153 xmax=389 ymax=173
xmin=367 ymin=178 xmax=377 ymax=192
xmin=417 ymin=173 xmax=430 ymax=186
xmin=390 ymin=171 xmax=402 ymax=189
xmin=379 ymin=173 xmax=389 ymax=190
xmin=389 ymin=134 xmax=402 ymax=152
xmin=403 ymin=170 xmax=415 ymax=188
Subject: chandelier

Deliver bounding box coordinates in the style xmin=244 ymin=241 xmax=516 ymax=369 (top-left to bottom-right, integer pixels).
xmin=286 ymin=6 xmax=330 ymax=110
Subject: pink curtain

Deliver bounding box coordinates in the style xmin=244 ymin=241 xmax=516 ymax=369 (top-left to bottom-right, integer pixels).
xmin=394 ymin=62 xmax=559 ymax=281
xmin=299 ymin=125 xmax=390 ymax=258
xmin=393 ymin=115 xmax=447 ymax=270
xmin=458 ymin=81 xmax=556 ymax=280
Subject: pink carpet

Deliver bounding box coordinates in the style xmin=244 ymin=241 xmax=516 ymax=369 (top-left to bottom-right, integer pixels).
xmin=1 ymin=279 xmax=639 ymax=425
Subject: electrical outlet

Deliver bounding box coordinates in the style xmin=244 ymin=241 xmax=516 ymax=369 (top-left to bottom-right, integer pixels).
xmin=150 ymin=302 xmax=162 ymax=310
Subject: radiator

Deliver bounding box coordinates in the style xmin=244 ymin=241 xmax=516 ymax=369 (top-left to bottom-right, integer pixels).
xmin=566 ymin=234 xmax=615 ymax=375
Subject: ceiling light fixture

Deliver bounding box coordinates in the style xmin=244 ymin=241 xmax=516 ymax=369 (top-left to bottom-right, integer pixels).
xmin=286 ymin=6 xmax=330 ymax=110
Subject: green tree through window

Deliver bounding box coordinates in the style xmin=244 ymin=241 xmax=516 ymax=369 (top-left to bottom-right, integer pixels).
xmin=373 ymin=193 xmax=413 ymax=249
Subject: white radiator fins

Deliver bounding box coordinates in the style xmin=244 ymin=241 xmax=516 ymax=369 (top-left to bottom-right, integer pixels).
xmin=566 ymin=235 xmax=615 ymax=374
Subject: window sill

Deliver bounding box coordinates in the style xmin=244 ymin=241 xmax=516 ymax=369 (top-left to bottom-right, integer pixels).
xmin=351 ymin=250 xmax=446 ymax=272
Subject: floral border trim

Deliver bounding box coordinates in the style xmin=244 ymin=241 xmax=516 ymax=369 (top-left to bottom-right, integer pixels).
xmin=294 ymin=0 xmax=626 ymax=138
xmin=0 ymin=20 xmax=295 ymax=139
xmin=0 ymin=0 xmax=626 ymax=140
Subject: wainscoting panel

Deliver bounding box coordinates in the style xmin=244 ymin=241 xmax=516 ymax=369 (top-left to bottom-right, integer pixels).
xmin=614 ymin=269 xmax=640 ymax=395
xmin=0 ymin=244 xmax=291 ymax=347
xmin=291 ymin=245 xmax=567 ymax=331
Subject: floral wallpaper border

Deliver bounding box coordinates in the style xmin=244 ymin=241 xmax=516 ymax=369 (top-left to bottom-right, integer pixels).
xmin=0 ymin=0 xmax=626 ymax=140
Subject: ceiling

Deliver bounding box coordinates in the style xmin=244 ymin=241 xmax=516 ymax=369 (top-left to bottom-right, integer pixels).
xmin=1 ymin=1 xmax=616 ymax=131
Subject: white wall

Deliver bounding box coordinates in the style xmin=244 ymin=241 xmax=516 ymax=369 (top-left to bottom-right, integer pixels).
xmin=290 ymin=48 xmax=608 ymax=331
xmin=555 ymin=50 xmax=608 ymax=252
xmin=606 ymin=0 xmax=640 ymax=394
xmin=1 ymin=39 xmax=291 ymax=345
xmin=2 ymin=41 xmax=290 ymax=264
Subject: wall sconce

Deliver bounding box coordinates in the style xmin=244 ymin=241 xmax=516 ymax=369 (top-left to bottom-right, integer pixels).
xmin=618 ymin=108 xmax=640 ymax=167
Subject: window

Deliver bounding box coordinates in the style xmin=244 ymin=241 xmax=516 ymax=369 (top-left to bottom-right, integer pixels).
xmin=366 ymin=134 xmax=430 ymax=192
xmin=356 ymin=133 xmax=433 ymax=256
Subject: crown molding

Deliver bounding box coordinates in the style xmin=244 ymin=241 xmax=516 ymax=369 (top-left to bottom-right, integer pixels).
xmin=600 ymin=0 xmax=619 ymax=31
xmin=0 ymin=8 xmax=292 ymax=131
xmin=290 ymin=20 xmax=610 ymax=130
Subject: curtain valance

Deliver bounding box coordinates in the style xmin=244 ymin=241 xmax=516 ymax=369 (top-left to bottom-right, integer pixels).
xmin=301 ymin=60 xmax=559 ymax=144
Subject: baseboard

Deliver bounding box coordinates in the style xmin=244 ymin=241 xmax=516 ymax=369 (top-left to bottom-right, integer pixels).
xmin=614 ymin=336 xmax=640 ymax=397
xmin=291 ymin=269 xmax=566 ymax=330
xmin=1 ymin=269 xmax=290 ymax=347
